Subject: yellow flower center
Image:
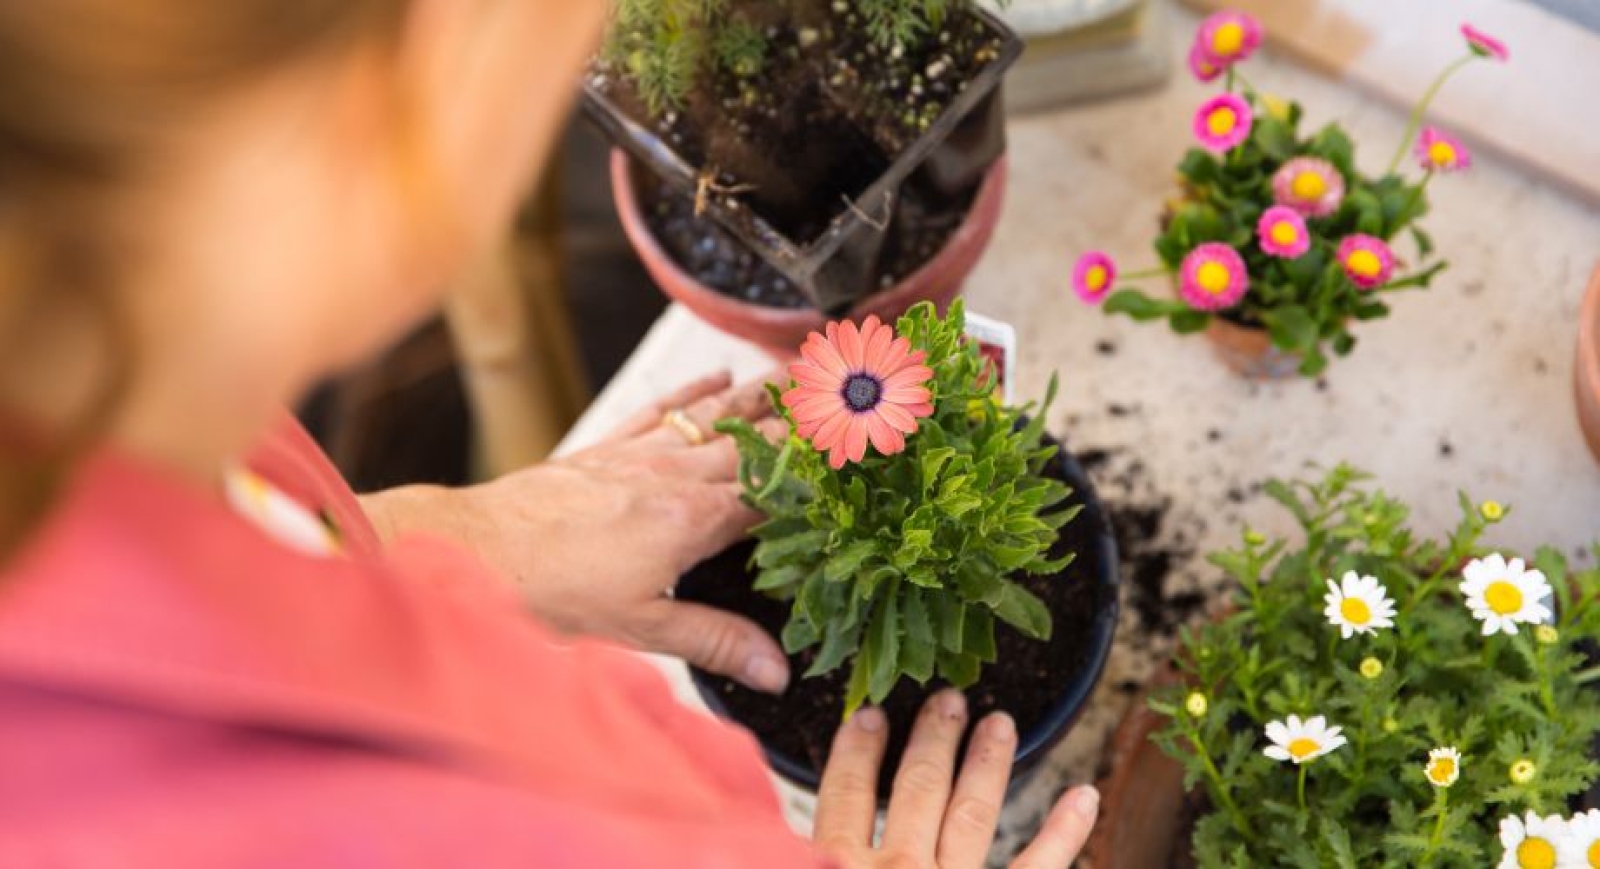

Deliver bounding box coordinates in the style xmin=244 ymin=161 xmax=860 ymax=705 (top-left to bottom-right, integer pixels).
xmin=1207 ymin=107 xmax=1238 ymax=136
xmin=1346 ymin=249 xmax=1383 ymax=279
xmin=1517 ymin=837 xmax=1556 ymax=869
xmin=1587 ymin=839 xmax=1600 ymax=868
xmin=1511 ymin=760 xmax=1537 ymax=783
xmin=1291 ymin=170 xmax=1327 ymax=200
xmin=1485 ymin=580 xmax=1524 ymax=615
xmin=1426 ymin=757 xmax=1456 ymax=784
xmin=1212 ymin=21 xmax=1244 ymax=56
xmin=1360 ymin=657 xmax=1383 ymax=679
xmin=1428 ymin=141 xmax=1458 ymax=167
xmin=1085 ymin=264 xmax=1108 ymax=291
xmin=1339 ymin=597 xmax=1372 ymax=625
xmin=1270 ymin=221 xmax=1298 ymax=246
xmin=1287 ymin=738 xmax=1321 ymax=760
xmin=1196 ymin=261 xmax=1232 ymax=295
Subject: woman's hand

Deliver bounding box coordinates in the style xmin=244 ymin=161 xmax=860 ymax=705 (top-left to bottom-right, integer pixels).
xmin=815 ymin=690 xmax=1099 ymax=869
xmin=362 ymin=370 xmax=794 ymax=693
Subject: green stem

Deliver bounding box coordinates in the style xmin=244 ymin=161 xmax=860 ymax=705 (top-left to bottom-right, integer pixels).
xmin=1189 ymin=724 xmax=1252 ymax=839
xmin=1577 ymin=664 xmax=1600 ymax=685
xmin=1120 ymin=266 xmax=1171 ymax=280
xmin=1232 ymin=69 xmax=1260 ymax=99
xmin=1399 ymin=169 xmax=1435 ymax=225
xmin=1297 ymin=763 xmax=1309 ymax=815
xmin=1386 ymin=54 xmax=1477 ymax=176
xmin=1418 ymin=788 xmax=1449 ymax=867
xmin=1225 ymin=67 xmax=1235 ymax=94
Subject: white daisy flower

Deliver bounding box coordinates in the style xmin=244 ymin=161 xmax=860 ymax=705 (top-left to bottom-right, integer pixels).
xmin=1263 ymin=714 xmax=1346 ymax=765
xmin=1323 ymin=571 xmax=1397 ymax=639
xmin=1497 ymin=810 xmax=1568 ymax=869
xmin=1461 ymin=554 xmax=1554 ymax=636
xmin=1424 ymin=746 xmax=1461 ymax=788
xmin=1559 ymin=809 xmax=1600 ymax=869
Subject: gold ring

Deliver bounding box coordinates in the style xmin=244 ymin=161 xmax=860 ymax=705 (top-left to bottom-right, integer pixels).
xmin=662 ymin=408 xmax=707 ymax=445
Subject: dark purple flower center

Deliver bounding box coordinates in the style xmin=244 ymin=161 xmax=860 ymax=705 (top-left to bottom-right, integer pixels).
xmin=841 ymin=373 xmax=882 ymax=412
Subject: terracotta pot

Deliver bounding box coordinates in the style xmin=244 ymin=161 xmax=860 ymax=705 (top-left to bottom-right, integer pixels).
xmin=1083 ymin=671 xmax=1191 ymax=869
xmin=1577 ymin=263 xmax=1600 ymax=464
xmin=610 ymin=149 xmax=1009 ymax=355
xmin=1204 ymin=316 xmax=1300 ymax=380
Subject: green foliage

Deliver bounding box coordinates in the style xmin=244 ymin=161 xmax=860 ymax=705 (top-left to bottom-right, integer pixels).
xmin=1150 ymin=466 xmax=1600 ymax=867
xmin=718 ymin=301 xmax=1076 ymax=717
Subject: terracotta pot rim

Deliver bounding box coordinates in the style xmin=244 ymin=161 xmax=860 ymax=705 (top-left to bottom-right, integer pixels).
xmin=1580 ymin=265 xmax=1600 ymax=392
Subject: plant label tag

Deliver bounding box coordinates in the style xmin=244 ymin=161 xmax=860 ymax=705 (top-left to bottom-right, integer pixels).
xmin=964 ymin=311 xmax=1017 ymax=403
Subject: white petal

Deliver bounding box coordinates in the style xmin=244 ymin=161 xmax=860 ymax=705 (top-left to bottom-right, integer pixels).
xmin=1507 ymin=557 xmax=1526 ymax=575
xmin=1482 ymin=618 xmax=1502 ymax=636
xmin=1265 ymin=721 xmax=1289 ymax=744
xmin=1286 ymin=714 xmax=1303 ymax=731
xmin=1503 ymin=620 xmax=1520 ymax=636
xmin=1264 ymin=746 xmax=1290 ymax=761
xmin=1306 ymin=715 xmax=1326 ymax=732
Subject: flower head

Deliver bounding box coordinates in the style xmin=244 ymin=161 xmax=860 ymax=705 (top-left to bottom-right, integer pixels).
xmin=1498 ymin=811 xmax=1566 ymax=869
xmin=1179 ymin=243 xmax=1249 ymax=311
xmin=1535 ymin=625 xmax=1560 ymax=646
xmin=1337 ymin=235 xmax=1396 ymax=290
xmin=783 ymin=316 xmax=934 ymax=470
xmin=1196 ymin=11 xmax=1263 ymax=68
xmin=1185 ymin=692 xmax=1209 ymax=718
xmin=1559 ymin=809 xmax=1600 ymax=869
xmin=1416 ymin=127 xmax=1472 ymax=173
xmin=1272 ymin=156 xmax=1345 ymax=217
xmin=1263 ymin=715 xmax=1346 ymax=765
xmin=1359 ymin=657 xmax=1384 ymax=680
xmin=1187 ymin=42 xmax=1223 ymax=83
xmin=1424 ymin=747 xmax=1461 ymax=788
xmin=1323 ymin=572 xmax=1397 ymax=639
xmin=1193 ymin=93 xmax=1253 ymax=153
xmin=1460 ymin=553 xmax=1554 ymax=636
xmin=1071 ymin=251 xmax=1116 ymax=304
xmin=1480 ymin=500 xmax=1506 ymax=522
xmin=1462 ymin=23 xmax=1510 ymax=62
xmin=1510 ymin=759 xmax=1538 ymax=784
xmin=1256 ymin=205 xmax=1310 ymax=259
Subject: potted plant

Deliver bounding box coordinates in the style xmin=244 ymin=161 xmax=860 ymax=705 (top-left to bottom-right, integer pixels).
xmin=1089 ymin=464 xmax=1600 ymax=866
xmin=677 ymin=301 xmax=1120 ymax=793
xmin=585 ymin=0 xmax=1022 ymax=353
xmin=1070 ymin=13 xmax=1509 ymax=378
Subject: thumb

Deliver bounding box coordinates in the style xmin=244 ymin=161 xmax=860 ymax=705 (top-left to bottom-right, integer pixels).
xmin=637 ymin=598 xmax=791 ymax=695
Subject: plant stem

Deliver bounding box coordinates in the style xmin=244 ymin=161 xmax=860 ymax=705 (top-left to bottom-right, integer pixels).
xmin=1296 ymin=763 xmax=1309 ymax=814
xmin=1225 ymin=67 xmax=1235 ymax=94
xmin=1232 ymin=69 xmax=1260 ymax=98
xmin=1399 ymin=170 xmax=1435 ymax=227
xmin=1120 ymin=266 xmax=1171 ymax=280
xmin=1419 ymin=788 xmax=1449 ymax=867
xmin=1577 ymin=664 xmax=1600 ymax=685
xmin=1188 ymin=724 xmax=1252 ymax=839
xmin=1530 ymin=633 xmax=1559 ymax=719
xmin=1386 ymin=54 xmax=1476 ymax=176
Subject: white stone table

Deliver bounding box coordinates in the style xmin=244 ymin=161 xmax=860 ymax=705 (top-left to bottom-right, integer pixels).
xmin=557 ymin=4 xmax=1600 ymax=863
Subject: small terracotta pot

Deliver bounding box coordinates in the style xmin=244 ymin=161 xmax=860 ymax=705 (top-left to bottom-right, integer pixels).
xmin=1577 ymin=263 xmax=1600 ymax=464
xmin=1204 ymin=317 xmax=1300 ymax=380
xmin=1083 ymin=671 xmax=1191 ymax=869
xmin=610 ymin=149 xmax=1008 ymax=355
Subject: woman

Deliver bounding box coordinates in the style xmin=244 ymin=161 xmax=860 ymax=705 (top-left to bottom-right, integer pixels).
xmin=0 ymin=1 xmax=1098 ymax=866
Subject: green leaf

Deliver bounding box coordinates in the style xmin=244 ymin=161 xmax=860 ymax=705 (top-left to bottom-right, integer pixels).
xmin=824 ymin=539 xmax=879 ymax=582
xmin=963 ymin=607 xmax=997 ymax=662
xmin=843 ymin=651 xmax=871 ymax=718
xmin=1262 ymin=306 xmax=1318 ymax=352
xmin=991 ymin=581 xmax=1054 ymax=640
xmin=804 ymin=621 xmax=862 ymax=678
xmin=904 ymin=587 xmax=934 ymax=644
xmin=1171 ymin=309 xmax=1212 ymax=334
xmin=937 ymin=649 xmax=981 ymax=687
xmin=934 ymin=593 xmax=965 ymax=653
xmin=1105 ymin=289 xmax=1182 ymax=322
xmin=780 ymin=614 xmax=819 ymax=653
xmin=755 ymin=530 xmax=830 ymax=568
xmin=866 ymin=589 xmax=901 ymax=702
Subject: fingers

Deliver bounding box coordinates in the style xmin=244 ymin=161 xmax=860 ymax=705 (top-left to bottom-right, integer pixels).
xmin=937 ymin=712 xmax=1018 ymax=868
xmin=671 ymin=417 xmax=790 ymax=484
xmin=814 ymin=707 xmax=889 ymax=850
xmin=634 ymin=598 xmax=789 ymax=694
xmin=605 ymin=370 xmax=733 ymax=443
xmin=882 ymin=689 xmax=969 ymax=859
xmin=1009 ymin=786 xmax=1099 ymax=869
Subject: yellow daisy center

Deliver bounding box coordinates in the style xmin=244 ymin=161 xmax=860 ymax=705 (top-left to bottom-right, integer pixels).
xmin=1207 ymin=107 xmax=1238 ymax=136
xmin=1340 ymin=597 xmax=1372 ymax=625
xmin=1212 ymin=21 xmax=1244 ymax=56
xmin=1428 ymin=141 xmax=1458 ymax=167
xmin=1587 ymin=839 xmax=1599 ymax=868
xmin=1485 ymin=580 xmax=1524 ymax=615
xmin=1291 ymin=170 xmax=1327 ymax=200
xmin=1517 ymin=837 xmax=1556 ymax=869
xmin=1270 ymin=221 xmax=1298 ymax=246
xmin=1287 ymin=738 xmax=1321 ymax=760
xmin=1196 ymin=261 xmax=1232 ymax=295
xmin=1085 ymin=264 xmax=1108 ymax=291
xmin=1426 ymin=757 xmax=1456 ymax=784
xmin=1346 ymin=249 xmax=1382 ymax=278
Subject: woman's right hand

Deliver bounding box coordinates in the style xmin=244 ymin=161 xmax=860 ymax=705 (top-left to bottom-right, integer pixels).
xmin=813 ymin=690 xmax=1099 ymax=869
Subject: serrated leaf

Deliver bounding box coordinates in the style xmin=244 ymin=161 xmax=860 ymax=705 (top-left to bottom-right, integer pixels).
xmin=991 ymin=581 xmax=1053 ymax=640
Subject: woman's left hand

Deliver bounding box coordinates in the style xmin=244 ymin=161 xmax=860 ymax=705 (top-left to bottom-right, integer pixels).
xmin=361 ymin=370 xmax=794 ymax=693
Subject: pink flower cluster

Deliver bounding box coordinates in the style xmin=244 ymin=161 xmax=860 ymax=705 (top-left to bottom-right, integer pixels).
xmin=1187 ymin=11 xmax=1262 ymax=82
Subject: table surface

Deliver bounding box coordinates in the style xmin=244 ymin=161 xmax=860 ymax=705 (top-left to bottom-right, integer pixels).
xmin=557 ymin=3 xmax=1600 ymax=862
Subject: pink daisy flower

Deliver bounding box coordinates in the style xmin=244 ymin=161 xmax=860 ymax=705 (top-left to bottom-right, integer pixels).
xmin=1272 ymin=156 xmax=1345 ymax=218
xmin=1187 ymin=41 xmax=1223 ymax=83
xmin=1193 ymin=93 xmax=1253 ymax=153
xmin=1337 ymin=235 xmax=1395 ymax=290
xmin=1461 ymin=23 xmax=1509 ymax=61
xmin=1179 ymin=243 xmax=1250 ymax=311
xmin=1072 ymin=251 xmax=1117 ymax=304
xmin=781 ymin=316 xmax=934 ymax=470
xmin=1196 ymin=11 xmax=1263 ymax=68
xmin=1256 ymin=206 xmax=1310 ymax=259
xmin=1415 ymin=126 xmax=1472 ymax=173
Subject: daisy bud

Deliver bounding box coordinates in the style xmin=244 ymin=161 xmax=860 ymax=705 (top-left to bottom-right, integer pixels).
xmin=1509 ymin=759 xmax=1537 ymax=784
xmin=1359 ymin=657 xmax=1384 ymax=680
xmin=1382 ymin=717 xmax=1400 ymax=734
xmin=1480 ymin=500 xmax=1505 ymax=522
xmin=1535 ymin=625 xmax=1559 ymax=646
xmin=1244 ymin=530 xmax=1266 ymax=546
xmin=1185 ymin=692 xmax=1209 ymax=718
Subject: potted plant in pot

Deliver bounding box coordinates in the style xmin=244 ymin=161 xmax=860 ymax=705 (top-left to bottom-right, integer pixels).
xmin=1070 ymin=14 xmax=1509 ymax=378
xmin=585 ymin=0 xmax=1022 ymax=354
xmin=1088 ymin=464 xmax=1600 ymax=867
xmin=677 ymin=301 xmax=1120 ymax=794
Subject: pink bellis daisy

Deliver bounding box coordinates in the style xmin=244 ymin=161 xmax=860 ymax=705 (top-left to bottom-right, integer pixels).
xmin=1072 ymin=251 xmax=1116 ymax=303
xmin=1193 ymin=93 xmax=1253 ymax=153
xmin=1416 ymin=127 xmax=1472 ymax=173
xmin=1196 ymin=11 xmax=1263 ymax=68
xmin=1187 ymin=42 xmax=1223 ymax=83
xmin=1337 ymin=235 xmax=1395 ymax=290
xmin=1257 ymin=205 xmax=1310 ymax=259
xmin=782 ymin=316 xmax=934 ymax=470
xmin=1180 ymin=243 xmax=1249 ymax=311
xmin=1461 ymin=23 xmax=1509 ymax=61
xmin=1272 ymin=156 xmax=1345 ymax=218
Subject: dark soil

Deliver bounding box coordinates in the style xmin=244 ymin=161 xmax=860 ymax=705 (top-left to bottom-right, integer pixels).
xmin=676 ymin=450 xmax=1112 ymax=793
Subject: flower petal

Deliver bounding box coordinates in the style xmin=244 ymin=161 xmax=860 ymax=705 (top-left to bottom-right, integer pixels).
xmin=844 ymin=415 xmax=869 ymax=464
xmin=883 ymin=386 xmax=932 ymax=405
xmin=788 ymin=361 xmax=841 ymax=391
xmin=859 ymin=316 xmax=892 ymax=372
xmin=874 ymin=400 xmax=920 ymax=434
xmin=884 ymin=365 xmax=934 ymax=390
xmin=803 ymin=332 xmax=850 ymax=379
xmin=865 ymin=412 xmax=905 ymax=455
xmin=810 ymin=410 xmax=852 ymax=452
xmin=836 ymin=319 xmax=865 ymax=370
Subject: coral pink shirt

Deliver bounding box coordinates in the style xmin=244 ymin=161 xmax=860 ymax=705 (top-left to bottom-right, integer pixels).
xmin=0 ymin=418 xmax=823 ymax=868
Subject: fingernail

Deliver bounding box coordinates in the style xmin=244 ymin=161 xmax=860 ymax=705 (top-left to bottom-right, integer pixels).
xmin=1068 ymin=786 xmax=1100 ymax=820
xmin=984 ymin=712 xmax=1016 ymax=740
xmin=852 ymin=707 xmax=886 ymax=732
xmin=936 ymin=689 xmax=967 ymax=719
xmin=744 ymin=656 xmax=789 ymax=694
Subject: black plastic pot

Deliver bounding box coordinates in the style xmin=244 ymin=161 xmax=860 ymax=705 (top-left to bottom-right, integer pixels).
xmin=678 ymin=436 xmax=1121 ymax=797
xmin=581 ymin=7 xmax=1023 ymax=314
